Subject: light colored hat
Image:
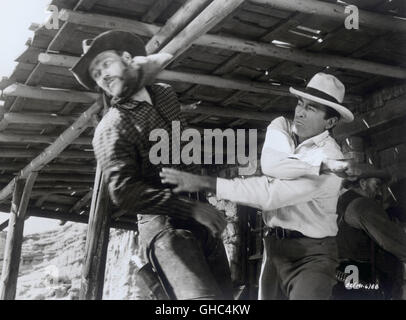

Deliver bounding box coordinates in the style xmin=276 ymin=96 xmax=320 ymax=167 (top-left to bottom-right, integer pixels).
xmin=289 ymin=72 xmax=354 ymax=122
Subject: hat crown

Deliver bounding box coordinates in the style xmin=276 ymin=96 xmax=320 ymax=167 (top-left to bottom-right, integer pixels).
xmin=306 ymin=72 xmax=345 ymax=103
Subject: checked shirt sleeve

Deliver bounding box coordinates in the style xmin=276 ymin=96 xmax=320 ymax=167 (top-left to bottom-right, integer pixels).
xmin=92 ymin=111 xmax=192 ymax=218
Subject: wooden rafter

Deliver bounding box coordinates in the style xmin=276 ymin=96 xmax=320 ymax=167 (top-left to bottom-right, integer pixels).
xmin=57 ymin=9 xmax=406 ymax=79
xmin=250 ymin=0 xmax=406 ymax=33
xmin=38 ymin=53 xmax=361 ymax=102
xmin=0 ymin=100 xmax=102 ymax=202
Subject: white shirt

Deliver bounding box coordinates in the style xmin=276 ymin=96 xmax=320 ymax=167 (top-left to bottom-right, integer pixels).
xmin=216 ymin=116 xmax=344 ymax=238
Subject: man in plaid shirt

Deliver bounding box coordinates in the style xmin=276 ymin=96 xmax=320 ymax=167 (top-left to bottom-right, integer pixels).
xmin=71 ymin=30 xmax=233 ymax=300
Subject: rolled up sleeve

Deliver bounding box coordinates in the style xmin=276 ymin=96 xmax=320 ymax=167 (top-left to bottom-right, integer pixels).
xmin=216 ymin=174 xmax=332 ymax=211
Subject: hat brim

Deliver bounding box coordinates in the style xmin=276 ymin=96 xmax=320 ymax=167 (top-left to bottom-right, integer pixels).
xmin=70 ymin=31 xmax=146 ymax=90
xmin=289 ymin=87 xmax=354 ymax=123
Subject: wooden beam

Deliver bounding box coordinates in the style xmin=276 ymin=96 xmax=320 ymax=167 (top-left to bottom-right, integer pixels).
xmin=4 ymin=113 xmax=77 ymax=126
xmin=80 ymin=165 xmax=111 ymax=300
xmin=145 ymin=0 xmax=212 ymax=53
xmin=0 ymin=200 xmax=136 ymax=231
xmin=250 ymin=0 xmax=406 ymax=33
xmin=181 ymin=103 xmax=282 ymax=122
xmin=38 ymin=53 xmax=293 ymax=97
xmin=198 ymin=34 xmax=406 ymax=79
xmin=58 ymin=9 xmax=160 ymax=38
xmin=158 ymin=0 xmax=244 ymax=61
xmin=334 ymin=94 xmax=406 ymax=140
xmin=56 ymin=10 xmax=406 ymax=80
xmin=0 ymin=133 xmax=92 ymax=146
xmin=0 ymin=163 xmax=95 ymax=173
xmin=142 ymin=0 xmax=171 ymax=23
xmin=0 ymin=149 xmax=94 ymax=159
xmin=69 ymin=190 xmax=93 ymax=214
xmin=3 ymin=83 xmax=98 ymax=103
xmin=0 ymin=100 xmax=102 ymax=202
xmin=0 ymin=173 xmax=38 ymax=300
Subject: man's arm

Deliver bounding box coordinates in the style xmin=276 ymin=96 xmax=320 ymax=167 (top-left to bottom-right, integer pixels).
xmin=93 ymin=117 xmax=226 ymax=237
xmin=161 ymin=168 xmax=340 ymax=211
xmin=345 ymin=197 xmax=406 ymax=263
xmin=261 ymin=117 xmax=348 ymax=179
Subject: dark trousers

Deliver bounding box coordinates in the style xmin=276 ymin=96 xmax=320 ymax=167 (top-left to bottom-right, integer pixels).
xmin=138 ymin=215 xmax=233 ymax=300
xmin=259 ymin=233 xmax=339 ymax=300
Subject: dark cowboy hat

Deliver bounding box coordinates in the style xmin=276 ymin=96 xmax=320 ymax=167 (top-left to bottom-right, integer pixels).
xmin=342 ymin=163 xmax=392 ymax=189
xmin=70 ymin=30 xmax=146 ymax=90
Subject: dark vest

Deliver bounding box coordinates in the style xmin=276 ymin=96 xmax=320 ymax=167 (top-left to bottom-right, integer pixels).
xmin=336 ymin=190 xmax=373 ymax=262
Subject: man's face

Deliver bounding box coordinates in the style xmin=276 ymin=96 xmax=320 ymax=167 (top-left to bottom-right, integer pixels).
xmin=293 ymin=97 xmax=335 ymax=141
xmin=89 ymin=50 xmax=130 ymax=97
xmin=361 ymin=178 xmax=383 ymax=200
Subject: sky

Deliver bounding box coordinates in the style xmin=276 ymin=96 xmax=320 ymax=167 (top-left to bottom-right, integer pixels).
xmin=0 ymin=0 xmax=51 ymax=79
xmin=0 ymin=0 xmax=62 ymax=235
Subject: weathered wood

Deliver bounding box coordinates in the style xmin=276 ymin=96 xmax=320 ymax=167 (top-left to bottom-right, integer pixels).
xmin=38 ymin=53 xmax=291 ymax=97
xmin=0 ymin=163 xmax=95 ymax=173
xmin=0 ymin=133 xmax=92 ymax=146
xmin=0 ymin=202 xmax=137 ymax=231
xmin=0 ymin=174 xmax=94 ymax=184
xmin=69 ymin=190 xmax=93 ymax=214
xmin=142 ymin=0 xmax=171 ymax=23
xmin=55 ymin=10 xmax=406 ymax=80
xmin=199 ymin=34 xmax=406 ymax=79
xmin=79 ymin=164 xmax=111 ymax=300
xmin=0 ymin=173 xmax=38 ymax=300
xmin=146 ymin=0 xmax=212 ymax=53
xmin=181 ymin=103 xmax=282 ymax=122
xmin=4 ymin=113 xmax=77 ymax=126
xmin=160 ymin=0 xmax=243 ymax=61
xmin=250 ymin=0 xmax=406 ymax=33
xmin=0 ymin=100 xmax=102 ymax=202
xmin=59 ymin=9 xmax=160 ymax=38
xmin=0 ymin=149 xmax=94 ymax=159
xmin=3 ymin=83 xmax=98 ymax=103
xmin=334 ymin=94 xmax=406 ymax=140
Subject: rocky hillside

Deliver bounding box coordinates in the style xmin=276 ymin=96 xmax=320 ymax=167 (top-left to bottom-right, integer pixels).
xmin=0 ymin=197 xmax=241 ymax=300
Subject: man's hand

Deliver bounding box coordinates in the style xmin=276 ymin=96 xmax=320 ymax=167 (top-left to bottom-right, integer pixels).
xmin=160 ymin=168 xmax=211 ymax=193
xmin=130 ymin=53 xmax=173 ymax=86
xmin=321 ymin=159 xmax=360 ymax=178
xmin=190 ymin=201 xmax=227 ymax=238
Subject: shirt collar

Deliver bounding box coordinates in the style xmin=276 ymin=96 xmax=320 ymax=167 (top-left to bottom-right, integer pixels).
xmin=294 ymin=128 xmax=330 ymax=149
xmin=111 ymin=85 xmax=156 ymax=109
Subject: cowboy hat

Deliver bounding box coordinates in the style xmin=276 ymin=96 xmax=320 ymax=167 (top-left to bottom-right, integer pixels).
xmin=71 ymin=30 xmax=147 ymax=90
xmin=342 ymin=163 xmax=391 ymax=189
xmin=289 ymin=72 xmax=354 ymax=123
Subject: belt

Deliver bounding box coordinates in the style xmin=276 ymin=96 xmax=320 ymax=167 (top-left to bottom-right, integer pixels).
xmin=265 ymin=226 xmax=305 ymax=240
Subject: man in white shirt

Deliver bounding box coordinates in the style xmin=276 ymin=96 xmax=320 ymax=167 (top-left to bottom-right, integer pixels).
xmin=160 ymin=73 xmax=355 ymax=299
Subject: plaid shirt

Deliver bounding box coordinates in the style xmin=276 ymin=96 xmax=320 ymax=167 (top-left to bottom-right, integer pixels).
xmin=92 ymin=83 xmax=198 ymax=219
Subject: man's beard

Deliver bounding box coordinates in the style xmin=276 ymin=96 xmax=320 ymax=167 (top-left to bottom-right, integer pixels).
xmin=112 ymin=67 xmax=145 ymax=102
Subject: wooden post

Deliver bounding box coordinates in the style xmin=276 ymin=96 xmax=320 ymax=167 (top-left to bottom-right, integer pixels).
xmin=79 ymin=164 xmax=111 ymax=300
xmin=0 ymin=173 xmax=38 ymax=300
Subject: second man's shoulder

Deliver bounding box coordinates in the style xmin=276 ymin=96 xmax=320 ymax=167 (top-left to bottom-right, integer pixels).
xmin=267 ymin=116 xmax=292 ymax=132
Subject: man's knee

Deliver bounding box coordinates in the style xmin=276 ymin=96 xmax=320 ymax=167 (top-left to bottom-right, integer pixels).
xmin=289 ymin=271 xmax=336 ymax=300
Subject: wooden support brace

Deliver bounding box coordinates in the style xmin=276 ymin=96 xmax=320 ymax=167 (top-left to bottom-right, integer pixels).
xmin=79 ymin=164 xmax=111 ymax=300
xmin=0 ymin=173 xmax=38 ymax=300
xmin=0 ymin=100 xmax=102 ymax=202
xmin=145 ymin=0 xmax=212 ymax=53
